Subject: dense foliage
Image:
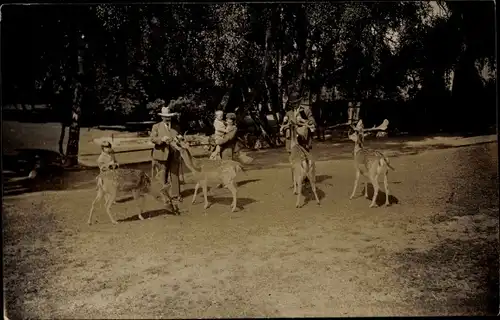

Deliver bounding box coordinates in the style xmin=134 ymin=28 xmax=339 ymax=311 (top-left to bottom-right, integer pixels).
xmin=2 ymin=2 xmax=496 ymax=138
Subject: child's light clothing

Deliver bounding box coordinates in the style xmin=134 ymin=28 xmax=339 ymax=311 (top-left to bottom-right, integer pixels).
xmin=213 ymin=118 xmax=227 ymax=143
xmin=97 ymin=151 xmax=118 ymax=172
xmin=211 ymin=118 xmax=228 ymax=160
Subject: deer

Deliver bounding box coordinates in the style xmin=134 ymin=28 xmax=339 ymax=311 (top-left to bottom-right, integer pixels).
xmin=88 ymin=168 xmax=178 ymax=225
xmin=151 ymin=151 xmax=185 ymax=185
xmin=348 ymin=119 xmax=395 ymax=208
xmin=281 ymin=109 xmax=320 ymax=208
xmin=170 ymin=136 xmax=246 ymax=213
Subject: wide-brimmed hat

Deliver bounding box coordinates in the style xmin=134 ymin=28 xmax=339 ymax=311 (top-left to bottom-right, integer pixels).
xmin=288 ymin=91 xmax=302 ymax=104
xmin=226 ymin=113 xmax=236 ymax=120
xmin=158 ymin=106 xmax=179 ymax=118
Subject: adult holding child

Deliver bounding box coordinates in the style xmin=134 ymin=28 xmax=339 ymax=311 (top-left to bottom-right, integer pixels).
xmin=215 ymin=112 xmax=251 ymax=162
xmin=216 ymin=112 xmax=239 ymax=160
xmin=150 ymin=100 xmax=183 ymax=203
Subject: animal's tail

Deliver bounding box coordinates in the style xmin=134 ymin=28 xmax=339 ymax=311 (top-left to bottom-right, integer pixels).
xmin=301 ymin=160 xmax=311 ymax=173
xmin=380 ymin=155 xmax=395 ymax=171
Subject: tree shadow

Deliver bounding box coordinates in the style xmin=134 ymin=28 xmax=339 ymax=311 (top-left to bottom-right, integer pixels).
xmin=117 ymin=208 xmax=179 ymax=223
xmin=360 ymin=183 xmax=400 ymax=206
xmin=392 ymin=238 xmax=498 ymax=315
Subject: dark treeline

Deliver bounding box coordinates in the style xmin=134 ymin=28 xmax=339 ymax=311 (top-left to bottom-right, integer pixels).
xmin=2 ymin=3 xmax=496 ymax=136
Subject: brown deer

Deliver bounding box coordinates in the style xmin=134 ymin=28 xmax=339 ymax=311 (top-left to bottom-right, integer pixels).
xmin=151 ymin=151 xmax=185 ymax=184
xmin=88 ymin=169 xmax=178 ymax=225
xmin=281 ymin=110 xmax=320 ymax=208
xmin=348 ymin=119 xmax=395 ymax=208
xmin=170 ymin=137 xmax=246 ymax=213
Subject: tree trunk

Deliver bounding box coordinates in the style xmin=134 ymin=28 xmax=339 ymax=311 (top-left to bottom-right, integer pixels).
xmin=58 ymin=124 xmax=66 ymax=155
xmin=64 ymin=83 xmax=82 ymax=167
xmin=278 ymin=48 xmax=285 ymax=111
xmin=265 ymin=80 xmax=281 ymax=130
xmin=258 ymin=16 xmax=277 ymax=147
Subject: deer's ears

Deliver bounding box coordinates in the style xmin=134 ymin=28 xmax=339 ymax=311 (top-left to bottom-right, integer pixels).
xmin=355 ymin=120 xmax=364 ymax=130
xmin=348 ymin=132 xmax=358 ymax=142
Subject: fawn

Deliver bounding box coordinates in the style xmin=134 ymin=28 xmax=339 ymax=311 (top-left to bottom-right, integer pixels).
xmin=170 ymin=137 xmax=245 ymax=213
xmin=88 ymin=168 xmax=178 ymax=225
xmin=348 ymin=119 xmax=395 ymax=208
xmin=281 ymin=110 xmax=320 ymax=208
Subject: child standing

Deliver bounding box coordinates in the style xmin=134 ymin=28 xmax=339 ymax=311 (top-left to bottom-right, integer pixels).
xmin=210 ymin=110 xmax=228 ymax=160
xmin=97 ymin=140 xmax=119 ymax=172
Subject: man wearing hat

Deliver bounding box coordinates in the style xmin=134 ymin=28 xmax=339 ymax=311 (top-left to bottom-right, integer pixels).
xmin=281 ymin=89 xmax=317 ymax=152
xmin=150 ymin=103 xmax=183 ymax=203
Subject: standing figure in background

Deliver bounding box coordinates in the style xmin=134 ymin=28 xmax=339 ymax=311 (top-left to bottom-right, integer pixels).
xmin=214 ymin=112 xmax=253 ymax=164
xmin=210 ymin=110 xmax=228 ymax=160
xmin=281 ymin=90 xmax=317 ymax=153
xmin=150 ymin=104 xmax=183 ymax=204
xmin=97 ymin=140 xmax=119 ymax=172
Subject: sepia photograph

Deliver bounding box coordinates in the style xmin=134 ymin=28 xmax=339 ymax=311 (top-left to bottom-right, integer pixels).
xmin=2 ymin=1 xmax=498 ymax=317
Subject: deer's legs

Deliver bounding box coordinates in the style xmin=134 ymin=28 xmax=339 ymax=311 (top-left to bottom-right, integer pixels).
xmin=309 ymin=165 xmax=320 ymax=205
xmin=383 ymin=172 xmax=390 ymax=206
xmin=364 ymin=181 xmax=369 ymax=198
xmin=226 ymin=181 xmax=238 ymax=212
xmin=296 ymin=174 xmax=303 ymax=208
xmin=192 ymin=182 xmax=200 ymax=204
xmin=202 ymin=180 xmax=210 ymax=211
xmin=350 ymin=170 xmax=361 ymax=199
xmin=308 ymin=175 xmax=320 ymax=206
xmin=88 ymin=188 xmax=103 ymax=225
xmin=369 ymin=176 xmax=380 ymax=208
xmin=105 ymin=193 xmax=118 ymax=224
xmin=132 ymin=190 xmax=145 ymax=220
xmin=291 ymin=168 xmax=296 ymax=192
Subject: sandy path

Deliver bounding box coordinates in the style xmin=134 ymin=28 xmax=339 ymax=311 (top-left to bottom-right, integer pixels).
xmin=3 ymin=143 xmax=498 ymax=318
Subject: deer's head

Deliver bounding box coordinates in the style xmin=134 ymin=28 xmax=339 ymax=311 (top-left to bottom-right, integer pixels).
xmin=170 ymin=132 xmax=194 ymax=160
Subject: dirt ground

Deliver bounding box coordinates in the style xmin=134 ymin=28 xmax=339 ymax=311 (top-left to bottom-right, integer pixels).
xmin=3 ymin=142 xmax=499 ymax=318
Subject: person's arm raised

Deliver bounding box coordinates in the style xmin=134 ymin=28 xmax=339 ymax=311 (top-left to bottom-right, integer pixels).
xmin=216 ymin=127 xmax=237 ymax=145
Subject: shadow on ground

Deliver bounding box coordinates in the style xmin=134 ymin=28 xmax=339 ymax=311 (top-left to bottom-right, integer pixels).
xmin=348 ymin=184 xmax=400 ymax=206
xmin=3 ymin=203 xmax=69 ymax=319
xmin=366 ymin=183 xmax=400 ymax=206
xmin=197 ymin=197 xmax=257 ymax=211
xmin=181 ymin=179 xmax=261 ymax=198
xmin=316 ymin=175 xmax=332 ymax=184
xmin=302 ymin=181 xmax=328 ymax=205
xmin=118 ymin=208 xmax=180 ymax=222
xmin=391 ymin=238 xmax=498 ymax=315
